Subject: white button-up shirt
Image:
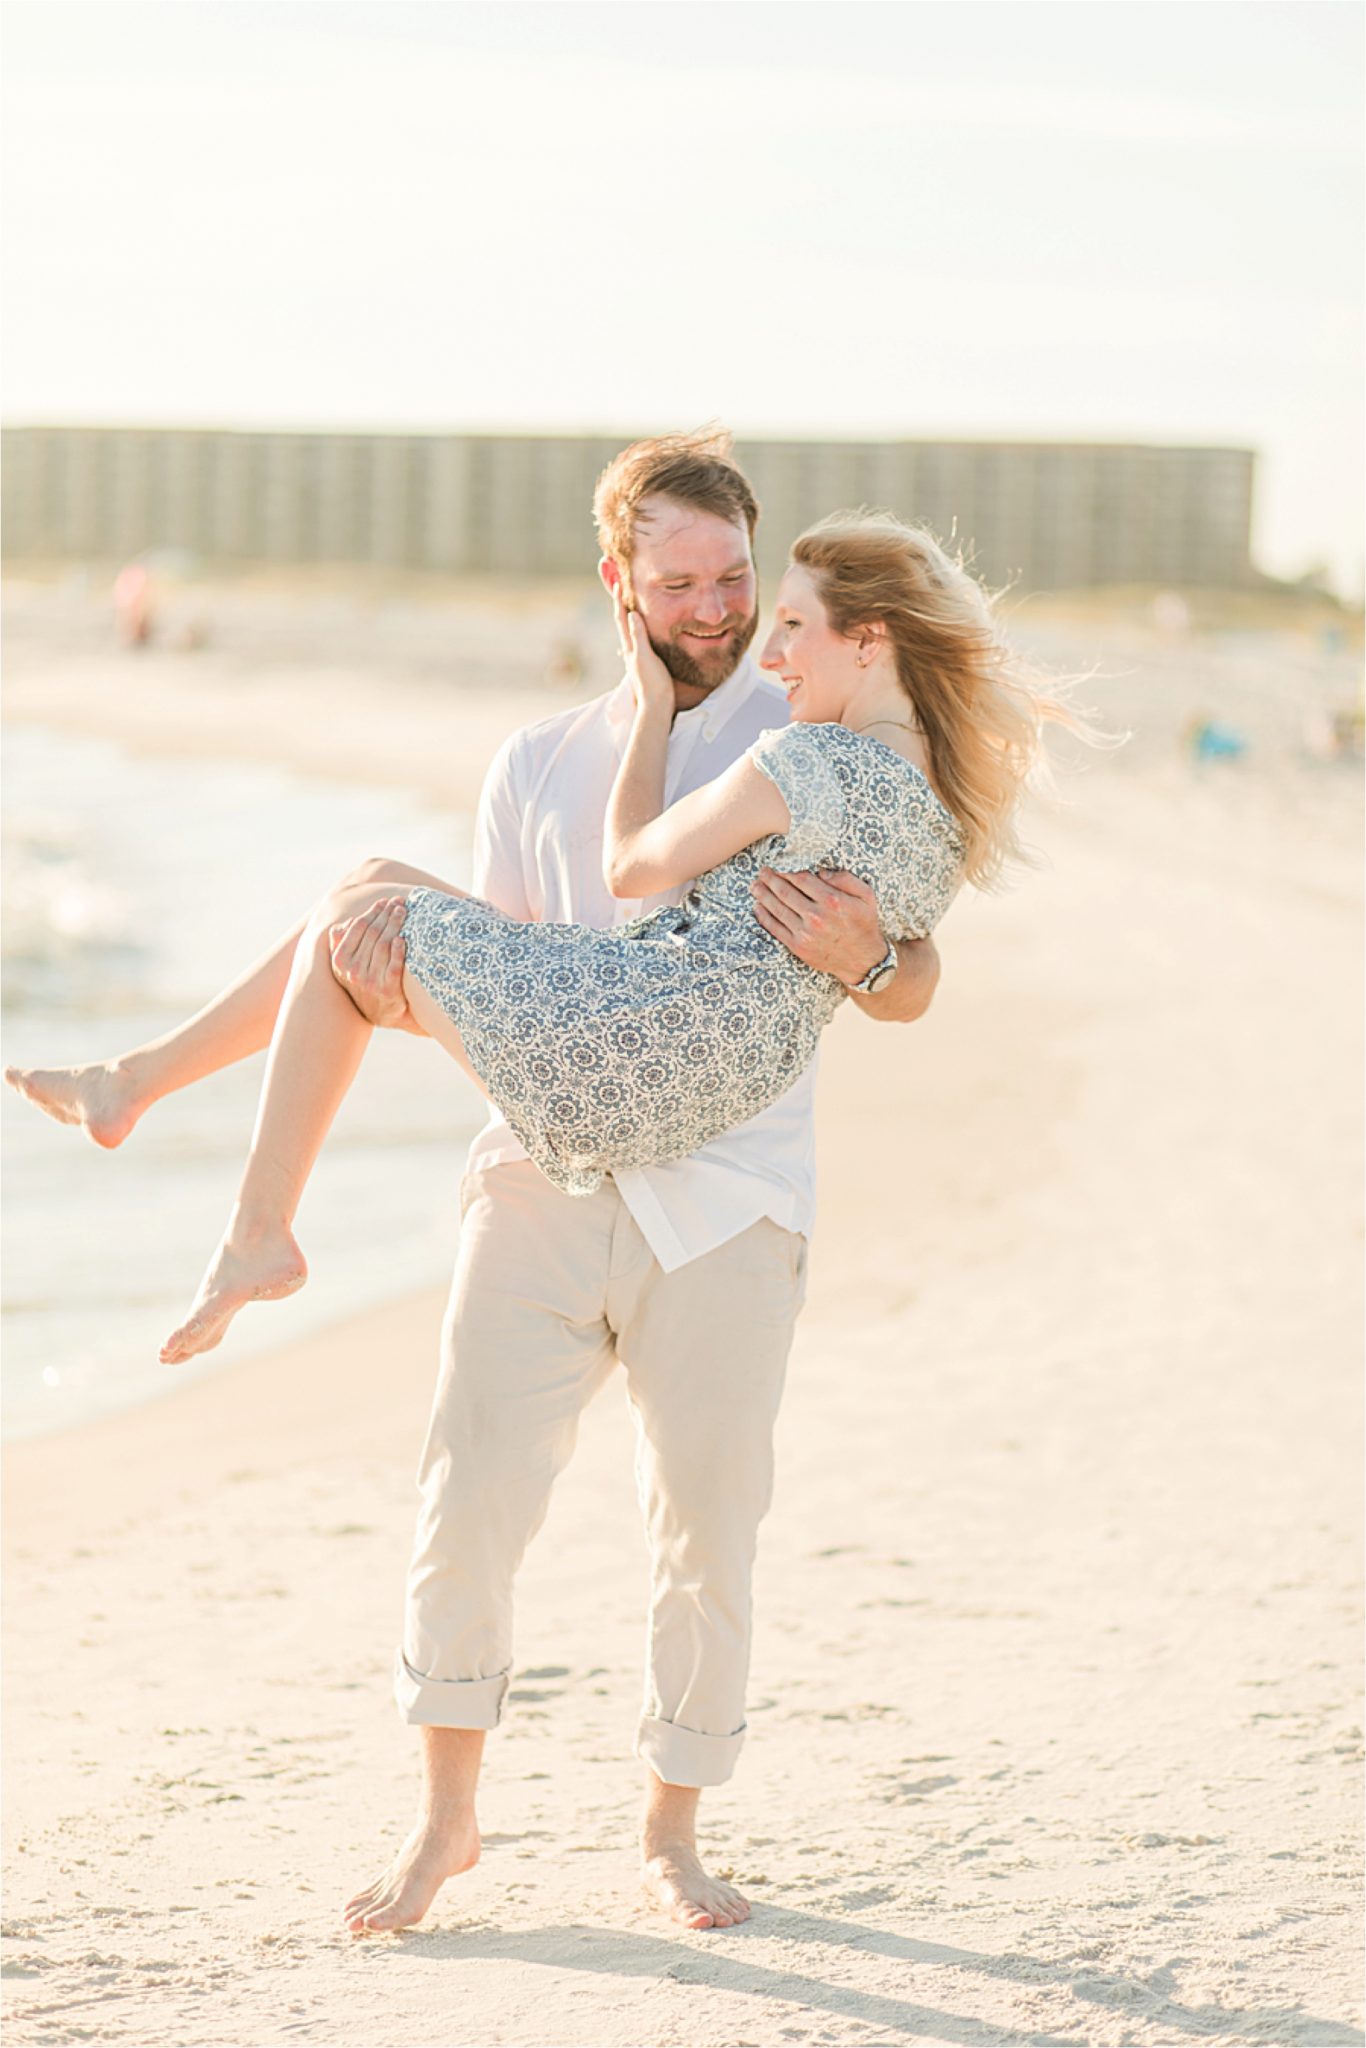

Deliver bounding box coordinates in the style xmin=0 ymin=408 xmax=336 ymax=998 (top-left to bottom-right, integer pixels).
xmin=463 ymin=654 xmax=817 ymax=1271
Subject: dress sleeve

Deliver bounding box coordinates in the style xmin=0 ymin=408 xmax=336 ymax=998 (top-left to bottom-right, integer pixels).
xmin=747 ymin=723 xmax=848 ymax=866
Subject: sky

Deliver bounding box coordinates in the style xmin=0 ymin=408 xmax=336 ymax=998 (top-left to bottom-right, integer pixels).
xmin=3 ymin=0 xmax=1362 ymax=590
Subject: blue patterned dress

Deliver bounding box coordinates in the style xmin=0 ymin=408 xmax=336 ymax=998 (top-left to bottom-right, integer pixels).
xmin=402 ymin=721 xmax=964 ymax=1195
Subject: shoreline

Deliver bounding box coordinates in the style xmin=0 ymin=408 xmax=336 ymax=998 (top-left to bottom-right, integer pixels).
xmin=2 ymin=705 xmax=493 ymax=1451
xmin=3 ymin=575 xmax=594 ymax=811
xmin=1 ymin=654 xmax=569 ymax=814
xmin=2 ymin=1283 xmax=452 ymax=1551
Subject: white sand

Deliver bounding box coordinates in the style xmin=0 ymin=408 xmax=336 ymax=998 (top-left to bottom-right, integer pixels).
xmin=3 ymin=587 xmax=1362 ymax=2046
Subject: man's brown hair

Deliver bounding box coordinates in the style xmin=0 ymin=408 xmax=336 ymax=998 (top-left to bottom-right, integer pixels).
xmin=592 ymin=426 xmax=760 ymax=587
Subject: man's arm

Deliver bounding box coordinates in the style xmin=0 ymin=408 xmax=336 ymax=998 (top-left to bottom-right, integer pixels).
xmin=750 ymin=867 xmax=940 ymax=1024
xmin=332 ymin=734 xmax=534 ymax=1028
xmin=470 ymin=732 xmax=535 ymax=919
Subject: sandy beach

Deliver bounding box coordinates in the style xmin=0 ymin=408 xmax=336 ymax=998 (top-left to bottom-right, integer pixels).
xmin=3 ymin=581 xmax=1362 ymax=2047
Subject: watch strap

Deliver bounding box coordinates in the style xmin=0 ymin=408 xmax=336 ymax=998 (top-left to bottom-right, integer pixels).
xmin=850 ymin=941 xmax=898 ymax=994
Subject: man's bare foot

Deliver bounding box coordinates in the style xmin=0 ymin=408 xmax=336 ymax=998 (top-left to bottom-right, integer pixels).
xmin=343 ymin=1810 xmax=480 ymax=1933
xmin=642 ymin=1841 xmax=751 ymax=1931
xmin=4 ymin=1059 xmax=145 ymax=1149
xmin=159 ymin=1226 xmax=307 ymax=1363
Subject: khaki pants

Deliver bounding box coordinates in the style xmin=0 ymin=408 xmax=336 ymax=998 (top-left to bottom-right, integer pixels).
xmin=395 ymin=1160 xmax=806 ymax=1788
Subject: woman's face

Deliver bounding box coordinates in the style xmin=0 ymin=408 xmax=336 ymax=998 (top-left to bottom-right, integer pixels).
xmin=759 ymin=565 xmax=861 ymax=724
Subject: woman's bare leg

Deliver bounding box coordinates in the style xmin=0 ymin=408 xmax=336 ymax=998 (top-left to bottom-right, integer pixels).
xmin=5 ymin=916 xmax=308 ymax=1150
xmin=158 ymin=877 xmax=469 ymax=1364
xmin=4 ymin=858 xmax=456 ymax=1148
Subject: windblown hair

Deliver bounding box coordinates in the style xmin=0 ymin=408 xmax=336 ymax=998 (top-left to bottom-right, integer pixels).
xmin=593 ymin=426 xmax=759 ymax=589
xmin=791 ymin=510 xmax=1087 ymax=890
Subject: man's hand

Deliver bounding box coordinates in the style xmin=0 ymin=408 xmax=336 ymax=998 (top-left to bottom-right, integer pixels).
xmin=751 ymin=867 xmax=940 ymax=1023
xmin=751 ymin=867 xmax=886 ymax=983
xmin=329 ymin=896 xmax=425 ymax=1033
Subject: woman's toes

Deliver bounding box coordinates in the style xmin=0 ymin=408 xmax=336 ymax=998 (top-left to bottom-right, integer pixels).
xmin=160 ymin=1310 xmax=220 ymax=1364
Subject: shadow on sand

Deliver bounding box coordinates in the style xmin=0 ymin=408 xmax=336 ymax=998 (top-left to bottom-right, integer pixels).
xmin=366 ymin=1901 xmax=1363 ymax=2046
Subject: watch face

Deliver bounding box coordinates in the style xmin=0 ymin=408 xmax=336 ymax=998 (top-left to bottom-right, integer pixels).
xmin=868 ymin=963 xmax=897 ymax=994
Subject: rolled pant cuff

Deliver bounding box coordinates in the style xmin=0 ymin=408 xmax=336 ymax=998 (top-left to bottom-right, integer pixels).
xmin=636 ymin=1713 xmax=746 ymax=1788
xmin=394 ymin=1651 xmax=509 ymax=1729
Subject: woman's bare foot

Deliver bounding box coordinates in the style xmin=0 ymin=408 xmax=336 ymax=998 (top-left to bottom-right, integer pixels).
xmin=343 ymin=1810 xmax=481 ymax=1934
xmin=159 ymin=1226 xmax=307 ymax=1364
xmin=4 ymin=1059 xmax=145 ymax=1149
xmin=642 ymin=1841 xmax=751 ymax=1931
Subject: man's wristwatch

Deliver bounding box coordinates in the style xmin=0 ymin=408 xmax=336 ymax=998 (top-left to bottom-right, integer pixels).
xmin=848 ymin=940 xmax=899 ymax=996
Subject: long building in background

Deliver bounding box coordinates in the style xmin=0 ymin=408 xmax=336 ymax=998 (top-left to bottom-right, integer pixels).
xmin=1 ymin=426 xmax=1257 ymax=590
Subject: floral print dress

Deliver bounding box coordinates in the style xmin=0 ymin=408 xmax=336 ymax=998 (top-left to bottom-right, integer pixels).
xmin=402 ymin=721 xmax=964 ymax=1195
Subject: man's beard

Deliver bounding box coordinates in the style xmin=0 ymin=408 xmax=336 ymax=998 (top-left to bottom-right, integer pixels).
xmin=648 ymin=607 xmax=759 ymax=694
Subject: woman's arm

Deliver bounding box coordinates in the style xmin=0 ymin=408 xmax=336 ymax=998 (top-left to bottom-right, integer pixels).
xmin=605 ymin=750 xmax=791 ymax=900
xmin=603 ymin=600 xmax=790 ymax=899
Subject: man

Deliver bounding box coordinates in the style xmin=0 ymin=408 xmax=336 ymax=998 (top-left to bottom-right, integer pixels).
xmin=339 ymin=428 xmax=939 ymax=1934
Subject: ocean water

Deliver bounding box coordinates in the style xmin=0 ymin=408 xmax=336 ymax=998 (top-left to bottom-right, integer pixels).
xmin=2 ymin=725 xmax=485 ymax=1440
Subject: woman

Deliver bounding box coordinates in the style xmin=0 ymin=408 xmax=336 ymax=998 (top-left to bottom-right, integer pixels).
xmin=7 ymin=512 xmax=1068 ymax=1366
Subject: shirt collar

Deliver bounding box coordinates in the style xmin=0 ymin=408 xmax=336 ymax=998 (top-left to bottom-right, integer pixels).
xmin=605 ymin=653 xmax=766 ymax=744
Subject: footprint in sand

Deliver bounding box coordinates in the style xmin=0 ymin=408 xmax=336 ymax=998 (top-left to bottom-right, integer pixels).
xmin=880 ymin=1772 xmax=959 ymax=1800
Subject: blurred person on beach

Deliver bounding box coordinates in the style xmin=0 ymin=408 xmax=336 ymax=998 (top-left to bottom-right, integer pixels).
xmin=112 ymin=560 xmax=153 ymax=647
xmin=7 ymin=430 xmax=1071 ymax=1935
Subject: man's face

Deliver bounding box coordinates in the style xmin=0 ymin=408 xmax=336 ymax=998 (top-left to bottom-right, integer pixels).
xmin=610 ymin=495 xmax=759 ymax=711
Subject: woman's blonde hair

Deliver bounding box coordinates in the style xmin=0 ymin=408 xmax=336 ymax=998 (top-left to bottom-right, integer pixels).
xmin=791 ymin=510 xmax=1084 ymax=889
